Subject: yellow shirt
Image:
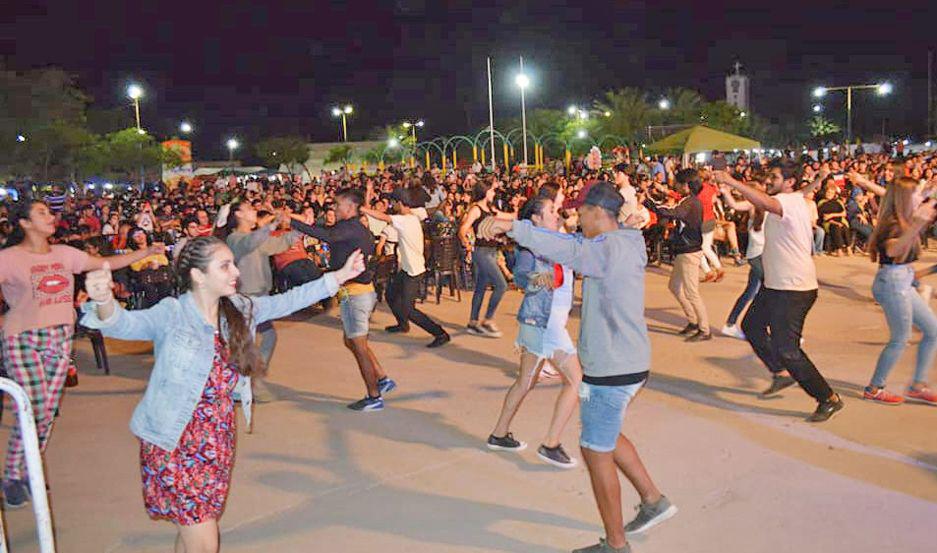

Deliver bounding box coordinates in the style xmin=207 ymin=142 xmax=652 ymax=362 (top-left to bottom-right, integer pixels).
xmin=130 ymin=253 xmax=170 ymax=272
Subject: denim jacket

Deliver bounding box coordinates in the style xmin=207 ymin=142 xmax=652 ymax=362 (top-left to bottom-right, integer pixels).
xmin=513 ymin=246 xmax=556 ymax=328
xmin=80 ymin=273 xmax=339 ymax=451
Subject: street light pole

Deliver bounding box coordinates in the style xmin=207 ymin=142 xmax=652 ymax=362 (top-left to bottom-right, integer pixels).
xmin=813 ymin=82 xmax=891 ymax=142
xmin=517 ymin=56 xmax=529 ymax=167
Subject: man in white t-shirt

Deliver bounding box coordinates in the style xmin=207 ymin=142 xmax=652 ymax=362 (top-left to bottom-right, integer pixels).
xmin=361 ymin=187 xmax=450 ymax=348
xmin=714 ymin=164 xmax=843 ymax=422
xmin=613 ymin=163 xmax=639 ymax=227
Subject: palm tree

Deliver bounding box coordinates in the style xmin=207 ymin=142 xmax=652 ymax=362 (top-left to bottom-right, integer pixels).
xmin=659 ymin=87 xmax=705 ymax=125
xmin=593 ymin=88 xmax=651 ymax=142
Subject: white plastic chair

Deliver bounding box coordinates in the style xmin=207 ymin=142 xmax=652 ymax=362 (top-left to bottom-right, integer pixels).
xmin=0 ymin=377 xmax=56 ymax=553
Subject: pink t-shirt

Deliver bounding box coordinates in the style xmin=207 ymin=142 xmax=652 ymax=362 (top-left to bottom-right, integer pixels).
xmin=0 ymin=245 xmax=91 ymax=336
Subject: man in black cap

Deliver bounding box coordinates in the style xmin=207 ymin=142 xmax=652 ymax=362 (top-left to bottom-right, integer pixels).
xmin=361 ymin=187 xmax=450 ymax=348
xmin=480 ymin=181 xmax=675 ymax=553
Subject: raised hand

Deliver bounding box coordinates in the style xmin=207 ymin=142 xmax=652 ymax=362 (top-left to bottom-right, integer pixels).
xmin=148 ymin=242 xmax=167 ymax=256
xmin=913 ymin=200 xmax=937 ymax=225
xmin=85 ymin=262 xmax=115 ymax=304
xmin=334 ymin=249 xmax=366 ymax=284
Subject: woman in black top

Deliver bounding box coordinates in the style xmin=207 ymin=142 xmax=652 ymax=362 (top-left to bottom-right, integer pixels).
xmin=458 ymin=179 xmax=509 ymax=338
xmin=865 ymin=177 xmax=937 ymax=405
xmin=817 ymin=183 xmax=850 ymax=256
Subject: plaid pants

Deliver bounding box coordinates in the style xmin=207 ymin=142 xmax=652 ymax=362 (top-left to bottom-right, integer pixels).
xmin=1 ymin=325 xmax=73 ymax=482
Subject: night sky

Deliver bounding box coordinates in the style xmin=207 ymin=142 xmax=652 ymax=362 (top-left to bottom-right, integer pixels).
xmin=3 ymin=0 xmax=936 ymax=159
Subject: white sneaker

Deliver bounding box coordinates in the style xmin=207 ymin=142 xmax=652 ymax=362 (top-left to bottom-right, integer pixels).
xmin=721 ymin=324 xmax=746 ymax=340
xmin=480 ymin=321 xmax=503 ymax=338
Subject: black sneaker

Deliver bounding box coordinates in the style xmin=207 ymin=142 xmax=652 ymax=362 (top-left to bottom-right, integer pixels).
xmin=677 ymin=323 xmax=699 ymax=336
xmin=537 ymin=444 xmax=578 ymax=468
xmin=347 ymin=396 xmax=384 ymax=412
xmin=486 ymin=433 xmax=527 ymax=452
xmin=685 ymin=330 xmax=712 ymax=342
xmin=759 ymin=374 xmax=796 ymax=399
xmin=385 ymin=324 xmax=410 ymax=333
xmin=466 ymin=323 xmax=486 ymax=336
xmin=807 ymin=395 xmax=844 ymax=423
xmin=3 ymin=479 xmax=29 ymax=510
xmin=427 ymin=333 xmax=450 ymax=348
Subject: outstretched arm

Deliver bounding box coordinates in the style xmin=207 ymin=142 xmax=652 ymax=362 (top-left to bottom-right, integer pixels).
xmin=508 ymin=220 xmax=608 ymax=278
xmin=713 ymin=170 xmax=783 ymax=216
xmin=847 ymin=171 xmax=886 ymax=197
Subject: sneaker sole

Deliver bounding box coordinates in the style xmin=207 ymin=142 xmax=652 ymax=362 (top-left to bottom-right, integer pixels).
xmin=537 ymin=450 xmax=578 ymax=469
xmin=807 ymin=405 xmax=844 ymax=423
xmin=486 ymin=442 xmax=527 ymax=452
xmin=903 ymin=396 xmax=937 ymax=406
xmin=3 ymin=498 xmax=29 ymax=510
xmin=466 ymin=328 xmax=486 ymax=336
xmin=862 ymin=396 xmax=904 ymax=406
xmin=625 ymin=505 xmax=678 ymax=535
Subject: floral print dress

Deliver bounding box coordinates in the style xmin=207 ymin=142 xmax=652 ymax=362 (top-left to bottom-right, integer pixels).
xmin=139 ymin=333 xmax=239 ymax=526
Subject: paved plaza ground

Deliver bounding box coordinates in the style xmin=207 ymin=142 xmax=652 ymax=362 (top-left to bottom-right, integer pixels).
xmin=2 ymin=254 xmax=936 ymax=552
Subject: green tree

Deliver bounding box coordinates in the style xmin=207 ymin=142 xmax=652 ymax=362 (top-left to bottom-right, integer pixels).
xmin=91 ymin=128 xmax=182 ymax=182
xmin=254 ymin=136 xmax=311 ymax=179
xmin=809 ymin=115 xmax=841 ymax=139
xmin=654 ymin=88 xmax=705 ymax=126
xmin=324 ymin=144 xmax=353 ymax=166
xmin=699 ymin=101 xmax=749 ymax=134
xmin=593 ymin=88 xmax=651 ymax=141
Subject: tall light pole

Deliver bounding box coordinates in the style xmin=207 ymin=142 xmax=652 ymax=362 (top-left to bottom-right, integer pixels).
xmin=402 ymin=119 xmax=425 ymax=143
xmin=226 ymin=138 xmax=239 ymax=162
xmin=332 ymin=105 xmax=354 ymax=142
xmin=127 ymin=83 xmax=144 ymax=131
xmin=812 ymin=82 xmax=892 ymax=142
xmin=515 ymin=56 xmax=530 ymax=167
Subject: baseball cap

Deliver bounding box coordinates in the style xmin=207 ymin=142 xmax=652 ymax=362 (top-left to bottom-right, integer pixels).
xmin=583 ymin=181 xmax=624 ymax=215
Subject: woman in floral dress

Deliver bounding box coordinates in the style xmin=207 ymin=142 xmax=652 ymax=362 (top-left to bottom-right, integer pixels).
xmin=82 ymin=236 xmax=364 ymax=553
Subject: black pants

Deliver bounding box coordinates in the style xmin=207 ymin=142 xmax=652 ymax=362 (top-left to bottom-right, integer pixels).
xmin=386 ymin=270 xmax=445 ymax=337
xmin=741 ymin=287 xmax=833 ymax=401
xmin=280 ymin=259 xmax=322 ymax=290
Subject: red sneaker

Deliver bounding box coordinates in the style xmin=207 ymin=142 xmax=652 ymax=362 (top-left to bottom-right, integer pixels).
xmin=862 ymin=387 xmax=904 ymax=405
xmin=905 ymin=387 xmax=937 ymax=405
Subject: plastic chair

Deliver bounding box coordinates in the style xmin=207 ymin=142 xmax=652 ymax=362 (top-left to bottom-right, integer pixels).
xmin=429 ymin=236 xmax=463 ymax=304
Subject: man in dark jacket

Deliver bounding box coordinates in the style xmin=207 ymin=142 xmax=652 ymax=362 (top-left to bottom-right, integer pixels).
xmin=643 ymin=169 xmax=711 ymax=341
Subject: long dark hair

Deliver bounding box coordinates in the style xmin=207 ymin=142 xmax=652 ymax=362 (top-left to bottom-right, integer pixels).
xmin=5 ymin=199 xmax=46 ymax=248
xmin=215 ymin=200 xmax=245 ymax=241
xmin=175 ymin=236 xmax=265 ymax=377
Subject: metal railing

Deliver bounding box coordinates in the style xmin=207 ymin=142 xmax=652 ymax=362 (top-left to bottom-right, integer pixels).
xmin=0 ymin=378 xmax=56 ymax=553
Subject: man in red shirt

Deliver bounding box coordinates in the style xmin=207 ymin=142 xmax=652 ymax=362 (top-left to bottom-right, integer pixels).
xmin=697 ymin=170 xmax=724 ymax=282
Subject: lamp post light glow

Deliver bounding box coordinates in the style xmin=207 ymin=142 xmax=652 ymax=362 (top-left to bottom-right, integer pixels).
xmin=567 ymin=105 xmax=578 ymax=116
xmin=180 ymin=121 xmax=193 ymax=134
xmin=226 ymin=138 xmax=239 ymax=161
xmin=332 ymin=105 xmax=354 ymax=142
xmin=402 ymin=119 xmax=425 ymax=143
xmin=812 ymin=104 xmax=823 ymax=113
xmin=576 ymin=129 xmax=588 ymax=139
xmin=126 ymin=83 xmax=144 ymax=130
xmin=16 ymin=134 xmax=26 ymax=143
xmin=515 ymin=56 xmax=531 ymax=166
xmin=810 ymin=81 xmax=893 ymax=141
xmin=658 ymin=98 xmax=671 ymax=110
xmin=603 ymin=111 xmax=611 ymax=117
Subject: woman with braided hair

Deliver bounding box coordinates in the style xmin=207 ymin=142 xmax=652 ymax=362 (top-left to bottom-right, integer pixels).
xmin=81 ymin=236 xmax=364 ymax=553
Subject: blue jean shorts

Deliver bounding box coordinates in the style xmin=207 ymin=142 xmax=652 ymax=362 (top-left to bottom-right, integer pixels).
xmin=340 ymin=291 xmax=377 ymax=338
xmin=579 ymin=381 xmax=644 ymax=453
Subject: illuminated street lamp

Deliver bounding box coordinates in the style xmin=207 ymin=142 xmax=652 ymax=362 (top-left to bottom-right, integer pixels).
xmin=332 ymin=104 xmax=354 ymax=142
xmin=515 ymin=56 xmax=531 ymax=166
xmin=658 ymin=98 xmax=671 ymax=110
xmin=811 ymin=82 xmax=892 ymax=141
xmin=16 ymin=134 xmax=26 ymax=143
xmin=226 ymin=138 xmax=239 ymax=161
xmin=576 ymin=129 xmax=588 ymax=139
xmin=180 ymin=121 xmax=193 ymax=134
xmin=126 ymin=83 xmax=144 ymax=130
xmin=402 ymin=119 xmax=425 ymax=142
xmin=812 ymin=104 xmax=823 ymax=113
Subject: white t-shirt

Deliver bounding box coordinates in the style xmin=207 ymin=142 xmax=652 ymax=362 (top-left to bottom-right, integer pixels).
xmin=746 ymin=215 xmax=765 ymax=259
xmin=390 ymin=214 xmax=426 ymax=276
xmin=618 ymin=183 xmax=638 ymax=225
xmin=763 ymin=193 xmax=817 ymax=291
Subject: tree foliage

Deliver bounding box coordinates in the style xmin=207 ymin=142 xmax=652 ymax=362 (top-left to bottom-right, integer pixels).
xmin=254 ymin=136 xmax=310 ymax=175
xmin=323 ymin=145 xmax=353 ymax=165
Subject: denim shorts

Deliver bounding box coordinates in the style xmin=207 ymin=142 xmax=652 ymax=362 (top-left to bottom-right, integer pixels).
xmin=340 ymin=291 xmax=377 ymax=338
xmin=579 ymin=381 xmax=644 ymax=453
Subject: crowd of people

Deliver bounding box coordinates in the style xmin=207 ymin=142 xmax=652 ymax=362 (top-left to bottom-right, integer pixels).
xmin=1 ymin=144 xmax=937 ymax=552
